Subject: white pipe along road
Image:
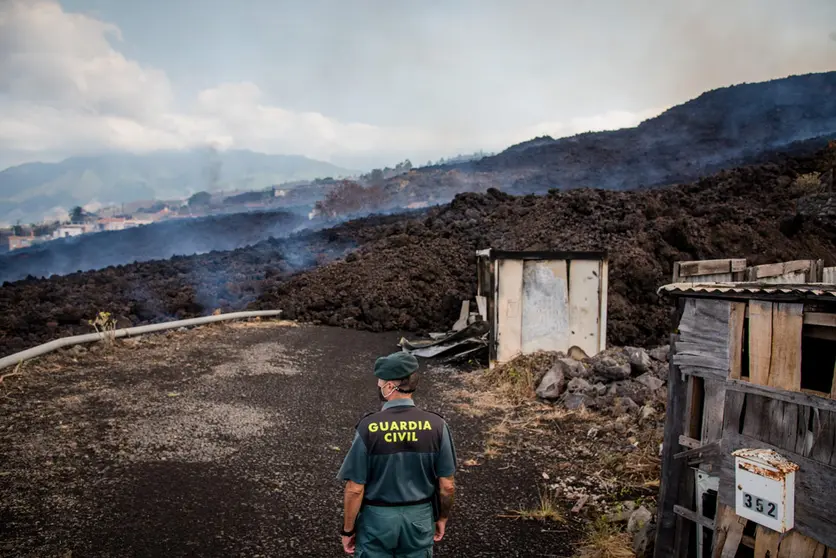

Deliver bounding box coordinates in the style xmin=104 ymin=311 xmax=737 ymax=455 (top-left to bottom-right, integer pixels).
xmin=0 ymin=310 xmax=283 ymax=371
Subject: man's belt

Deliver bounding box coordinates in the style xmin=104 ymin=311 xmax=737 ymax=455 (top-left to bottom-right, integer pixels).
xmin=362 ymin=495 xmax=434 ymax=507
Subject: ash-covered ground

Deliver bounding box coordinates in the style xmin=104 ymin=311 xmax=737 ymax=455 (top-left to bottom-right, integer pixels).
xmin=0 ymin=322 xmax=592 ymax=557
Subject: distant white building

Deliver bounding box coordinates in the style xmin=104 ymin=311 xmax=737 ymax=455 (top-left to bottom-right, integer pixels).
xmin=9 ymin=234 xmax=50 ymax=251
xmin=53 ymin=224 xmax=98 ymax=239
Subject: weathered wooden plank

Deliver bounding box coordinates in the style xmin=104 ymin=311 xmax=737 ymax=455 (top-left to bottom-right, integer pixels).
xmin=804 ymin=312 xmax=836 ymax=328
xmin=778 ymin=532 xmax=827 ymax=558
xmin=673 ymin=468 xmax=696 ymax=558
xmin=775 ymin=400 xmax=800 ymax=452
xmin=679 ymin=435 xmax=701 ymax=449
xmin=749 ymin=260 xmax=815 ymax=280
xmin=809 ymin=410 xmax=836 ymax=466
xmin=797 ymin=404 xmax=815 ymax=457
xmin=720 ymin=513 xmax=747 ymax=558
xmin=679 ymin=258 xmax=747 ymax=278
xmin=476 ymin=296 xmax=487 ymax=320
xmin=716 ymin=430 xmax=836 ymax=550
xmin=674 ymin=504 xmax=716 ymax=530
xmin=762 ymin=398 xmax=789 ymax=449
xmin=674 ymin=442 xmax=720 ymax=461
xmin=685 ymin=375 xmax=705 ymax=439
xmin=722 ymin=390 xmax=747 ymax=435
xmin=675 ymin=298 xmax=734 ymax=378
xmin=743 ymin=392 xmax=767 ymax=440
xmin=749 ymin=300 xmax=774 ymax=386
xmin=768 ymin=303 xmax=804 ymax=391
xmin=681 ymin=366 xmax=731 ymax=380
xmin=832 ymin=358 xmax=836 ymax=400
xmin=653 ymin=339 xmax=690 ymax=558
xmin=729 ymin=302 xmax=747 ymax=380
xmin=725 ymin=379 xmax=836 ymax=414
xmin=703 ymin=380 xmax=727 ymax=443
xmin=754 ymin=525 xmax=781 ymax=558
xmin=759 ymin=271 xmax=810 ymax=284
xmin=812 ymin=259 xmax=825 ymax=283
xmin=711 ymin=504 xmax=736 ymax=558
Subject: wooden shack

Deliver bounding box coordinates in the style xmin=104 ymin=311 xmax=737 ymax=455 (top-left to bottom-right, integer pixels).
xmin=654 ymin=280 xmax=836 ymax=557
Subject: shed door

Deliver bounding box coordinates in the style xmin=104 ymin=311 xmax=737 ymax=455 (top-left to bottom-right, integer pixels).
xmin=495 ymin=259 xmax=524 ymax=363
xmin=521 ymin=260 xmax=569 ymax=353
xmin=568 ymin=260 xmax=602 ymax=356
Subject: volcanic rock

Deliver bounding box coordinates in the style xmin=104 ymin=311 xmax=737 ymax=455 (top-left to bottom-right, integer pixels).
xmin=594 ymin=357 xmax=632 ymax=381
xmin=566 ymin=377 xmax=592 ymax=394
xmin=535 ymin=365 xmax=566 ymax=401
xmin=562 ymin=393 xmax=596 ymax=411
xmin=626 ymin=347 xmax=652 ymax=375
xmin=649 ymin=345 xmax=670 ymax=362
xmin=635 ymin=373 xmax=665 ymax=392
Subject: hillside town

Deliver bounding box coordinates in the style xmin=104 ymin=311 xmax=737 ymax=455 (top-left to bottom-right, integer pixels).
xmin=0 ymin=207 xmax=181 ymax=253
xmin=0 ymin=186 xmax=293 ymax=254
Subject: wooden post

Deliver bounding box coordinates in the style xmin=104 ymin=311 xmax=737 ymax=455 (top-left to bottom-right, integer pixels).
xmin=654 ymin=335 xmax=689 ymax=558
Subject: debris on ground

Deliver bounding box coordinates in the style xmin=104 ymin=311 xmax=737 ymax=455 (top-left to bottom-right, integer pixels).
xmin=443 ymin=346 xmax=667 ymax=557
xmin=399 ymin=319 xmax=489 ymax=362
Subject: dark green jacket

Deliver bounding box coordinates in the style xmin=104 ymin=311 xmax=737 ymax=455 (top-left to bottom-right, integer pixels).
xmin=338 ymin=399 xmax=457 ymax=504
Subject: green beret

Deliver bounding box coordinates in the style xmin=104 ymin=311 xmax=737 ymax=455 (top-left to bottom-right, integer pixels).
xmin=374 ymin=351 xmax=419 ymax=381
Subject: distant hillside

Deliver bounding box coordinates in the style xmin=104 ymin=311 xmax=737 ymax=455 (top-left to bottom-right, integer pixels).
xmin=367 ymin=71 xmax=836 ymax=208
xmin=0 ymin=149 xmax=357 ymax=225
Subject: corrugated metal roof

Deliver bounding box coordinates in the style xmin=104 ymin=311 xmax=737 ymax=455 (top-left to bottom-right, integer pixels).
xmin=657 ymin=282 xmax=836 ymax=299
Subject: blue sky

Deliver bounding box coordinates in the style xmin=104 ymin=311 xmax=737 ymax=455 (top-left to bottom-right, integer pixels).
xmin=2 ymin=0 xmax=835 ymax=170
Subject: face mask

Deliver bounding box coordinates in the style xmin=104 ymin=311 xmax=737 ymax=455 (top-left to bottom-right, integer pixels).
xmin=378 ymin=383 xmax=396 ymax=401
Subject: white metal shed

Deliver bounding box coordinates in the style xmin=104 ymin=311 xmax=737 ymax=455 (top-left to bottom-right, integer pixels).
xmin=476 ymin=249 xmax=609 ymax=367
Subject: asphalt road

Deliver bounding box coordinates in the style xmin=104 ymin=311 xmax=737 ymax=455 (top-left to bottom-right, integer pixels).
xmin=1 ymin=323 xmax=576 ymax=557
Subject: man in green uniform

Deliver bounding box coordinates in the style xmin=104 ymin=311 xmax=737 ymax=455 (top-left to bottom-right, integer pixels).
xmin=338 ymin=351 xmax=457 ymax=557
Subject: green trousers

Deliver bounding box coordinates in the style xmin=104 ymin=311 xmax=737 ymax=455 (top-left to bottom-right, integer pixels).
xmin=355 ymin=502 xmax=434 ymax=558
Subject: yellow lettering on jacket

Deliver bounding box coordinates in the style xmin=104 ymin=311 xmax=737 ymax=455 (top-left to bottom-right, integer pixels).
xmin=367 ymin=420 xmax=431 ymax=443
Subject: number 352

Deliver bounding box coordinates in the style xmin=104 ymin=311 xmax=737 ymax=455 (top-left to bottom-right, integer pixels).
xmin=743 ymin=492 xmax=778 ymax=519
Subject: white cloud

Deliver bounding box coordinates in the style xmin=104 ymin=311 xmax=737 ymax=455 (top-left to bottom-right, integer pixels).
xmin=0 ymin=0 xmax=663 ymax=169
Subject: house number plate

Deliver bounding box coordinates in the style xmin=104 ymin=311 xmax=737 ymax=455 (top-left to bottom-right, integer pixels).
xmin=742 ymin=492 xmax=778 ymax=519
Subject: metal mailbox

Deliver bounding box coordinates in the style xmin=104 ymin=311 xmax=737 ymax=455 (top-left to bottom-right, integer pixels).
xmin=732 ymin=448 xmax=799 ymax=533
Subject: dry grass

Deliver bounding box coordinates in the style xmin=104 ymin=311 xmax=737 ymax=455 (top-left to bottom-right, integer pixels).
xmin=501 ymin=486 xmax=565 ymax=523
xmin=441 ymin=350 xmax=663 ymax=541
xmin=792 ymin=172 xmax=823 ymax=193
xmin=575 ymin=518 xmax=635 ymax=558
xmin=482 ymin=351 xmax=558 ymax=402
xmin=593 ymin=427 xmax=662 ymax=488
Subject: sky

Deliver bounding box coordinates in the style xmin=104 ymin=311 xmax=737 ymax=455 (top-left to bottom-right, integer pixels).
xmin=0 ymin=0 xmax=835 ymax=171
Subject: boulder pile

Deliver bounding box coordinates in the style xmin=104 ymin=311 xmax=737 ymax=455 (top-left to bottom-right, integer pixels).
xmin=534 ymin=345 xmax=670 ymax=420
